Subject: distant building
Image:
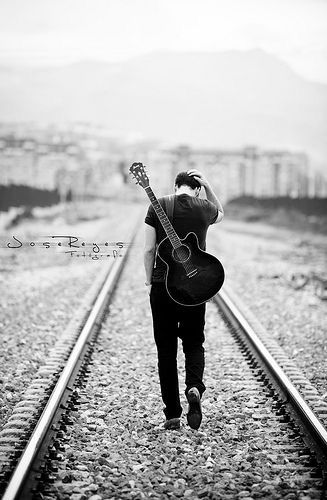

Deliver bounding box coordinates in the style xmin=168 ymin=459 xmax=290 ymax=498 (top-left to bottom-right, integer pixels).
xmin=166 ymin=145 xmax=317 ymax=201
xmin=0 ymin=136 xmax=83 ymax=191
xmin=1 ymin=123 xmax=325 ymax=205
xmin=0 ymin=128 xmax=124 ymax=202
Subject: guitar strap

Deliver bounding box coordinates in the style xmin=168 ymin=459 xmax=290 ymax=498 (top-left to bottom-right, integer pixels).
xmin=153 ymin=194 xmax=175 ymax=275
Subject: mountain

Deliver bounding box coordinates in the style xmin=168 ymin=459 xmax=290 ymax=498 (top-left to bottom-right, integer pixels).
xmin=0 ymin=50 xmax=326 ymax=166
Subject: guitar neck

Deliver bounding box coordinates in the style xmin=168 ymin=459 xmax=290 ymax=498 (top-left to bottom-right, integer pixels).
xmin=145 ymin=186 xmax=181 ymax=249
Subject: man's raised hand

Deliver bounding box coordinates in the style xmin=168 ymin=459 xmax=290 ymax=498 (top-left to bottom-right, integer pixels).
xmin=187 ymin=169 xmax=209 ymax=188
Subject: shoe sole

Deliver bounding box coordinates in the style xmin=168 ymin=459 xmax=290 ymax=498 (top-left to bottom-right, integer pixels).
xmin=187 ymin=391 xmax=202 ymax=430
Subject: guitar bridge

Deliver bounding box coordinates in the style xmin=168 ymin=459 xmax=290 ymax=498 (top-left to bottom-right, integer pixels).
xmin=187 ymin=269 xmax=198 ymax=278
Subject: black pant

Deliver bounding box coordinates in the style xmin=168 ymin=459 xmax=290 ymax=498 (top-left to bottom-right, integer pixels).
xmin=150 ymin=282 xmax=206 ymax=420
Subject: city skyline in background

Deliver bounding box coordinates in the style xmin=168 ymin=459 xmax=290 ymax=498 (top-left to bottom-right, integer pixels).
xmin=0 ymin=0 xmax=326 ymax=199
xmin=0 ymin=0 xmax=326 ymax=83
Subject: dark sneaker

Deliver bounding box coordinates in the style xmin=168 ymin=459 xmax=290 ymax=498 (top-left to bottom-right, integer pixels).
xmin=164 ymin=417 xmax=181 ymax=430
xmin=186 ymin=387 xmax=202 ymax=430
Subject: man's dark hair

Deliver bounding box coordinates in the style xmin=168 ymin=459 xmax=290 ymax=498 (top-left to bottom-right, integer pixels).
xmin=175 ymin=171 xmax=201 ymax=190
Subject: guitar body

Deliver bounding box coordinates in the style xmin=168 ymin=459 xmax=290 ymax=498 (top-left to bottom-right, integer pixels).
xmin=157 ymin=232 xmax=225 ymax=306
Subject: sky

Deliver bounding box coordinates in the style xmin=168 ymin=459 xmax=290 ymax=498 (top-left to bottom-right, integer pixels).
xmin=0 ymin=0 xmax=326 ymax=83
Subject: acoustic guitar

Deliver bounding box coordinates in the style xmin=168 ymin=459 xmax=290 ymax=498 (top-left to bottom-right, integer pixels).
xmin=130 ymin=162 xmax=225 ymax=306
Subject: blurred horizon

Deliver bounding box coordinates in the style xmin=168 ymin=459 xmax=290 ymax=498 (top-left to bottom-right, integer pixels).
xmin=0 ymin=46 xmax=325 ymax=84
xmin=1 ymin=49 xmax=326 ymax=171
xmin=1 ymin=47 xmax=326 ymax=86
xmin=0 ymin=0 xmax=326 ymax=218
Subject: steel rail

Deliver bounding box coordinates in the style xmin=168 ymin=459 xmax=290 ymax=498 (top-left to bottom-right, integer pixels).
xmin=215 ymin=287 xmax=327 ymax=456
xmin=2 ymin=220 xmax=140 ymax=500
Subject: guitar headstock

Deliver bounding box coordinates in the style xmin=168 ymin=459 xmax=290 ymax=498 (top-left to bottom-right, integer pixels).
xmin=129 ymin=162 xmax=149 ymax=189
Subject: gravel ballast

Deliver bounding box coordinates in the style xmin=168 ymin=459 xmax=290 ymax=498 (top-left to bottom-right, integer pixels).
xmin=42 ymin=232 xmax=324 ymax=500
xmin=0 ymin=200 xmax=142 ymax=430
xmin=208 ymin=218 xmax=327 ymax=398
xmin=1 ymin=204 xmax=326 ymax=498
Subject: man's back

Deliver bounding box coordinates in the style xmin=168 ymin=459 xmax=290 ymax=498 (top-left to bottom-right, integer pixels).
xmin=145 ymin=193 xmax=218 ymax=282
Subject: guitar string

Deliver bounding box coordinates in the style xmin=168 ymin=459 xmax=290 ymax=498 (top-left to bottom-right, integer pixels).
xmin=147 ymin=188 xmax=197 ymax=275
xmin=156 ymin=207 xmax=196 ymax=274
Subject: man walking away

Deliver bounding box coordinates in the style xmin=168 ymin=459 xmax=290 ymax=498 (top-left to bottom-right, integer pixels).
xmin=144 ymin=169 xmax=224 ymax=430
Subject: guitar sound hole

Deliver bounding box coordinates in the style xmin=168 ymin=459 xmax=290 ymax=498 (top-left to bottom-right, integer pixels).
xmin=172 ymin=245 xmax=191 ymax=263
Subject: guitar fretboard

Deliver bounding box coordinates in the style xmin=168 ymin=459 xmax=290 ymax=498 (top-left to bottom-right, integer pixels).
xmin=145 ymin=187 xmax=182 ymax=249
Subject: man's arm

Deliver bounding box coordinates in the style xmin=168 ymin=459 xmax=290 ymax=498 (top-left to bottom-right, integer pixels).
xmin=187 ymin=169 xmax=224 ymax=223
xmin=144 ymin=223 xmax=157 ymax=294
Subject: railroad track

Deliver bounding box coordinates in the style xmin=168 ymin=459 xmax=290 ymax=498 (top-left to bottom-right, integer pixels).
xmin=0 ymin=220 xmax=140 ymax=500
xmin=214 ymin=289 xmax=327 ymax=488
xmin=0 ymin=227 xmax=326 ymax=499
